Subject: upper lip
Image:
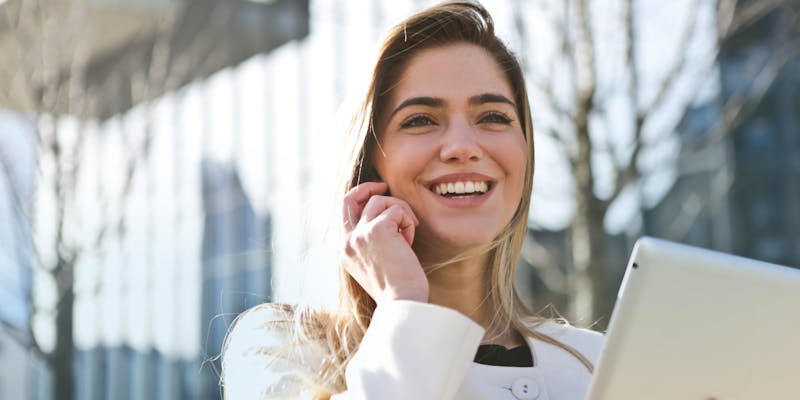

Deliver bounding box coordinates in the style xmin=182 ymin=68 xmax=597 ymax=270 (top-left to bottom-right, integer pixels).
xmin=424 ymin=172 xmax=495 ymax=189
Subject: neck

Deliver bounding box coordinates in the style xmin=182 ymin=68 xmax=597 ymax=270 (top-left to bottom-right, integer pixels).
xmin=425 ymin=253 xmax=492 ymax=326
xmin=415 ymin=245 xmax=523 ymax=347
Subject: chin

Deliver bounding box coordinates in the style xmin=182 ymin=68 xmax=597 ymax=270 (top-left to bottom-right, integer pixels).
xmin=421 ymin=220 xmax=503 ymax=250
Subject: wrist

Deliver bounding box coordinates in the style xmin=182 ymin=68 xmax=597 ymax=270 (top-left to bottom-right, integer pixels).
xmin=380 ymin=285 xmax=429 ymax=304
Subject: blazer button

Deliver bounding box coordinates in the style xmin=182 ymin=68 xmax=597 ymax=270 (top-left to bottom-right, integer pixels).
xmin=511 ymin=377 xmax=539 ymax=399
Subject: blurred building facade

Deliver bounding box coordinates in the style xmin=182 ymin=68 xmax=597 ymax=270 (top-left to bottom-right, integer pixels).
xmin=645 ymin=2 xmax=800 ymax=267
xmin=720 ymin=4 xmax=800 ymax=266
xmin=1 ymin=0 xmax=311 ymax=399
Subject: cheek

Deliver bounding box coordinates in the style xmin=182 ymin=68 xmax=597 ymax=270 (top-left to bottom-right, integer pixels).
xmin=376 ymin=137 xmax=433 ymax=175
xmin=512 ymin=145 xmax=529 ymax=177
xmin=492 ymin=135 xmax=528 ymax=176
xmin=494 ymin=136 xmax=529 ymax=203
xmin=372 ymin=139 xmax=426 ymax=193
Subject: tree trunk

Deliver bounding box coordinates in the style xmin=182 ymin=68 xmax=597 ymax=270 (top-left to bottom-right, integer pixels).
xmin=587 ymin=200 xmax=611 ymax=326
xmin=48 ymin=117 xmax=75 ymax=400
xmin=568 ymin=194 xmax=594 ymax=323
xmin=569 ymin=105 xmax=597 ymax=323
xmin=51 ymin=257 xmax=75 ymax=400
xmin=568 ymin=193 xmax=611 ymax=326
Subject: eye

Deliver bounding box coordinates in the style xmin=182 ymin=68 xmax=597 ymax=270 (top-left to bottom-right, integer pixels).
xmin=479 ymin=112 xmax=513 ymax=125
xmin=400 ymin=114 xmax=436 ymax=129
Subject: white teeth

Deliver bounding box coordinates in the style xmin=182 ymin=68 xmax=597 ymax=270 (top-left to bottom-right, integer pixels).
xmin=433 ymin=180 xmax=490 ymax=196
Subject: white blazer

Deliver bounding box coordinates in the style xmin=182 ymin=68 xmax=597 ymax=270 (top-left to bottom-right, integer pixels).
xmin=223 ymin=300 xmax=605 ymax=400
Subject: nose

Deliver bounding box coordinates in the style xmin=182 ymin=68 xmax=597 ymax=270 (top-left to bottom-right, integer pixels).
xmin=439 ymin=118 xmax=483 ymax=163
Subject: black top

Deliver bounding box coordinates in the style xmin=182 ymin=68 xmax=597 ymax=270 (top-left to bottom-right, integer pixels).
xmin=473 ymin=342 xmax=534 ymax=367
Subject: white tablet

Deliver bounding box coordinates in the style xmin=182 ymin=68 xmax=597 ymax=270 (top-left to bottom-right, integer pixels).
xmin=587 ymin=237 xmax=800 ymax=400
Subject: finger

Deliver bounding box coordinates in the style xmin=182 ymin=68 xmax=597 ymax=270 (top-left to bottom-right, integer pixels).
xmin=360 ymin=195 xmax=419 ymax=226
xmin=342 ymin=182 xmax=389 ymax=230
xmin=398 ymin=214 xmax=416 ymax=246
xmin=374 ymin=205 xmax=417 ymax=246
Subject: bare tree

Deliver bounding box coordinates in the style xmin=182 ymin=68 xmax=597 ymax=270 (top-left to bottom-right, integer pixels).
xmin=516 ymin=0 xmax=799 ymax=324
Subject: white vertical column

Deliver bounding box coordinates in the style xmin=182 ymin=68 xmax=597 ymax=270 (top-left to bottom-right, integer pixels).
xmin=121 ymin=108 xmax=149 ymax=354
xmin=176 ymin=83 xmax=203 ymax=362
xmin=270 ymin=43 xmax=304 ymax=303
xmin=150 ymin=96 xmax=178 ymax=360
xmin=302 ymin=0 xmax=345 ymax=307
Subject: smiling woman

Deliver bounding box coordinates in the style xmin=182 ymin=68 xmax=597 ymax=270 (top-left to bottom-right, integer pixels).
xmin=221 ymin=2 xmax=604 ymax=399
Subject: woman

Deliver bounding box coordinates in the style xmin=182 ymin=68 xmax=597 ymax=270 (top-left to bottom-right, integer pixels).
xmin=222 ymin=2 xmax=604 ymax=399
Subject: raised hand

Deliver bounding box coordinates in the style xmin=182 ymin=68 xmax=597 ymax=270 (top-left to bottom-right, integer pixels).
xmin=342 ymin=182 xmax=429 ymax=305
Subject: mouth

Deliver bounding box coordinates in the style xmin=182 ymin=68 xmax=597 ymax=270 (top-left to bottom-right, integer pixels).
xmin=429 ymin=180 xmax=493 ymax=198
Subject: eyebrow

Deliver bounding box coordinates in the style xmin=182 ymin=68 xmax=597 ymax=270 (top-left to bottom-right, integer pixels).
xmin=389 ymin=96 xmax=443 ymax=120
xmin=468 ymin=93 xmax=516 ymax=107
xmin=388 ymin=93 xmax=516 ymax=120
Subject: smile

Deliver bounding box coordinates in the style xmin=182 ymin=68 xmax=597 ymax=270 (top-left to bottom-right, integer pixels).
xmin=432 ymin=181 xmax=490 ymax=197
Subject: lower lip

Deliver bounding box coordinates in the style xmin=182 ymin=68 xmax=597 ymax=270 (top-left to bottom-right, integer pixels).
xmin=427 ymin=186 xmax=493 ymax=208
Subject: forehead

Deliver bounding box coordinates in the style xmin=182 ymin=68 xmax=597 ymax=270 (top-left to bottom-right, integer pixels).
xmin=390 ymin=43 xmax=514 ymax=106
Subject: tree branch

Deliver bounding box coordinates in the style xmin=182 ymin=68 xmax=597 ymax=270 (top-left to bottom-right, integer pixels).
xmin=607 ymin=0 xmax=699 ymax=213
xmin=692 ymin=6 xmax=798 ymax=151
xmin=622 ymin=0 xmax=637 ymax=109
xmin=720 ymin=0 xmax=786 ymax=38
xmin=528 ymin=2 xmax=577 ymax=150
xmin=89 ymin=13 xmax=180 ymax=252
xmin=571 ymin=0 xmax=598 ymax=201
xmin=1 ymin=321 xmax=47 ymax=360
xmin=639 ymin=0 xmax=700 ymax=121
xmin=605 ymin=0 xmax=795 ymax=213
xmin=573 ymin=0 xmax=597 ymax=112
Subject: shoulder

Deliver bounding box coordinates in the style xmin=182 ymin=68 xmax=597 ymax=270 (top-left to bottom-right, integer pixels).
xmin=222 ymin=303 xmax=327 ymax=399
xmin=529 ymin=320 xmax=606 ymax=365
xmin=223 ymin=303 xmax=297 ymax=359
xmin=226 ymin=303 xmax=295 ymax=340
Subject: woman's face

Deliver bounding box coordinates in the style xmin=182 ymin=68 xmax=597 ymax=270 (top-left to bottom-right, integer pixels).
xmin=373 ymin=43 xmax=528 ymax=250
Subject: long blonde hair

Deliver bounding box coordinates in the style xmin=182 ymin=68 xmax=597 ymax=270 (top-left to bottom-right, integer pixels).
xmin=223 ymin=2 xmax=592 ymax=398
